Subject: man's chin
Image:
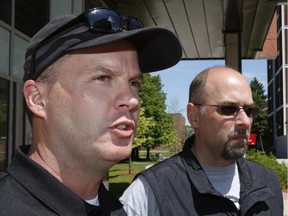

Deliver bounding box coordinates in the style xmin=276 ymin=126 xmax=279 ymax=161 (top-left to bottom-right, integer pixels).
xmin=107 ymin=148 xmax=132 ymax=162
xmin=222 ymin=142 xmax=248 ymax=160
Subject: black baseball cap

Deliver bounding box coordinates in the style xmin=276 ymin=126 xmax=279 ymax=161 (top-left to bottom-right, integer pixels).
xmin=23 ymin=8 xmax=182 ymax=81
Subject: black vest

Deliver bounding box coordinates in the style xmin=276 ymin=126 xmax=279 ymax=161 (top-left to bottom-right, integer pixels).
xmin=139 ymin=137 xmax=281 ymax=215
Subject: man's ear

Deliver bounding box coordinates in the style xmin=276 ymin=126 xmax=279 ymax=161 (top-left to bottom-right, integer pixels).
xmin=187 ymin=103 xmax=198 ymax=128
xmin=23 ymin=80 xmax=47 ymax=119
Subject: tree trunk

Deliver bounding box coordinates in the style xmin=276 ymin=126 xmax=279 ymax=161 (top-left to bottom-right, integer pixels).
xmin=131 ymin=147 xmax=139 ymax=160
xmin=146 ymin=147 xmax=150 ymax=160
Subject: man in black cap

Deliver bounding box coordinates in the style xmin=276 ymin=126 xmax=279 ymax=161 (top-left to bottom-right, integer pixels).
xmin=0 ymin=8 xmax=182 ymax=215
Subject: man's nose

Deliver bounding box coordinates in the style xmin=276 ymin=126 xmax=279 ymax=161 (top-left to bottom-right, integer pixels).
xmin=235 ymin=108 xmax=253 ymax=127
xmin=114 ymin=84 xmax=140 ymax=112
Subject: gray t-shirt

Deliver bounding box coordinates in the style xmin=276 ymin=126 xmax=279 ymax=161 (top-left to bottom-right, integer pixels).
xmin=202 ymin=163 xmax=240 ymax=209
xmin=120 ymin=175 xmax=160 ymax=216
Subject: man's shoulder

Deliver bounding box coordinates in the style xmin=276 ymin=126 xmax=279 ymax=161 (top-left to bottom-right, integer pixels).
xmin=0 ymin=171 xmax=20 ymax=194
xmin=0 ymin=171 xmax=10 ymax=192
xmin=239 ymin=158 xmax=280 ymax=180
xmin=149 ymin=153 xmax=182 ymax=167
xmin=242 ymin=158 xmax=275 ymax=172
xmin=141 ymin=153 xmax=185 ymax=178
xmin=0 ymin=171 xmax=8 ymax=180
xmin=0 ymin=171 xmax=12 ymax=187
xmin=0 ymin=171 xmax=24 ymax=210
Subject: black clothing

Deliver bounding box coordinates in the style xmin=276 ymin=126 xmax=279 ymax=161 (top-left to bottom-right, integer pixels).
xmin=0 ymin=145 xmax=126 ymax=216
xmin=140 ymin=136 xmax=283 ymax=215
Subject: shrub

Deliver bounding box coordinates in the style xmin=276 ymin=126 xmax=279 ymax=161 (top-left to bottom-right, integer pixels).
xmin=246 ymin=149 xmax=288 ymax=190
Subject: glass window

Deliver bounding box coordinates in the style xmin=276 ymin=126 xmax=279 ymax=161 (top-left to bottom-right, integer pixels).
xmin=0 ymin=0 xmax=11 ymax=25
xmin=50 ymin=0 xmax=72 ymax=19
xmin=0 ymin=78 xmax=9 ymax=171
xmin=275 ymin=73 xmax=283 ymax=107
xmin=15 ymin=0 xmax=49 ymax=37
xmin=12 ymin=82 xmax=23 ymax=152
xmin=268 ymin=84 xmax=273 ymax=112
xmin=0 ymin=27 xmax=10 ymax=74
xmin=13 ymin=35 xmax=28 ymax=79
xmin=268 ymin=116 xmax=274 ymax=146
xmin=267 ymin=60 xmax=273 ymax=81
xmin=276 ymin=109 xmax=283 ymax=136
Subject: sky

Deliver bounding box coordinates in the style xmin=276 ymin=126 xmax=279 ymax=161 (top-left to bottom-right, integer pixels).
xmin=153 ymin=59 xmax=268 ymax=124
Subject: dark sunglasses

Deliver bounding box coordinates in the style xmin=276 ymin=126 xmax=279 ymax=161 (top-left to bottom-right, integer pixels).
xmin=193 ymin=103 xmax=260 ymax=118
xmin=29 ymin=8 xmax=143 ymax=79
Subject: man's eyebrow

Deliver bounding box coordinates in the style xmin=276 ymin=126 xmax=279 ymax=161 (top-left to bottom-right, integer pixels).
xmin=87 ymin=65 xmax=112 ymax=74
xmin=87 ymin=64 xmax=144 ymax=82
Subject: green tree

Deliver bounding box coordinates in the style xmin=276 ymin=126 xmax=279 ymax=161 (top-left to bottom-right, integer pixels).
xmin=132 ymin=108 xmax=156 ymax=159
xmin=250 ymin=77 xmax=268 ymax=149
xmin=136 ymin=74 xmax=177 ymax=159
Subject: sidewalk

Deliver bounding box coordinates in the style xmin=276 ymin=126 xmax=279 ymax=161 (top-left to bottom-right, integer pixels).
xmin=284 ymin=191 xmax=288 ymax=216
xmin=277 ymin=159 xmax=288 ymax=167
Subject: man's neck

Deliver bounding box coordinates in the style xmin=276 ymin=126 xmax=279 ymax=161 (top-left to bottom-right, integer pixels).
xmin=28 ymin=144 xmax=105 ymax=200
xmin=191 ymin=143 xmax=235 ymax=167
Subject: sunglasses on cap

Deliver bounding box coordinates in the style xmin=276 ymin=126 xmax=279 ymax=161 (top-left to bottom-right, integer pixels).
xmin=193 ymin=103 xmax=260 ymax=118
xmin=29 ymin=7 xmax=143 ymax=79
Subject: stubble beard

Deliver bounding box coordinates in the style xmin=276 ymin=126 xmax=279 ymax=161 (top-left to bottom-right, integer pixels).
xmin=221 ymin=129 xmax=249 ymax=160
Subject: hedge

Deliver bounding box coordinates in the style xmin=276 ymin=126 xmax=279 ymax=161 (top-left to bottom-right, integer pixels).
xmin=246 ymin=149 xmax=288 ymax=190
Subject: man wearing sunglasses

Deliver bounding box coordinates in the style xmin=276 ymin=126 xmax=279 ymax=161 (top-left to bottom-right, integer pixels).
xmin=0 ymin=8 xmax=182 ymax=215
xmin=121 ymin=66 xmax=283 ymax=215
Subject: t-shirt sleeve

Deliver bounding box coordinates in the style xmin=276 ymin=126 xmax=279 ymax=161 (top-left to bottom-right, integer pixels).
xmin=120 ymin=175 xmax=160 ymax=216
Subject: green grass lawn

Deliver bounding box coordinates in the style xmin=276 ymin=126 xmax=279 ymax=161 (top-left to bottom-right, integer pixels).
xmin=108 ymin=150 xmax=174 ymax=197
xmin=108 ymin=160 xmax=155 ymax=197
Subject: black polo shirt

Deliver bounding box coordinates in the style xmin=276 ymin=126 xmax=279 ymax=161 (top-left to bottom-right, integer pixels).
xmin=0 ymin=145 xmax=126 ymax=216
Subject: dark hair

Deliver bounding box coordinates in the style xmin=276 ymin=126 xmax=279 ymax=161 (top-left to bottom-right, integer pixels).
xmin=36 ymin=54 xmax=69 ymax=84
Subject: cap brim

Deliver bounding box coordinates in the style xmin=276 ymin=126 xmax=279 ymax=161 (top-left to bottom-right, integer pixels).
xmin=68 ymin=27 xmax=182 ymax=73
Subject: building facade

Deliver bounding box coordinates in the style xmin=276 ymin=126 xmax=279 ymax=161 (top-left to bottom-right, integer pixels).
xmin=267 ymin=3 xmax=288 ymax=158
xmin=0 ymin=0 xmax=108 ymax=171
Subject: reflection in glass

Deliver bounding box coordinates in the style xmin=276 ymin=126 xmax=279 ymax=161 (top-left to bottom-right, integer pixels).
xmin=15 ymin=0 xmax=49 ymax=37
xmin=0 ymin=27 xmax=10 ymax=74
xmin=0 ymin=0 xmax=11 ymax=25
xmin=13 ymin=36 xmax=28 ymax=79
xmin=0 ymin=79 xmax=9 ymax=171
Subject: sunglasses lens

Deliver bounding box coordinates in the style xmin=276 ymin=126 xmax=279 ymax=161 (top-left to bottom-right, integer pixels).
xmin=244 ymin=107 xmax=259 ymax=118
xmin=86 ymin=9 xmax=143 ymax=32
xmin=244 ymin=107 xmax=253 ymax=117
xmin=128 ymin=17 xmax=144 ymax=30
xmin=220 ymin=106 xmax=239 ymax=116
xmin=220 ymin=106 xmax=259 ymax=118
xmin=87 ymin=9 xmax=123 ymax=32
